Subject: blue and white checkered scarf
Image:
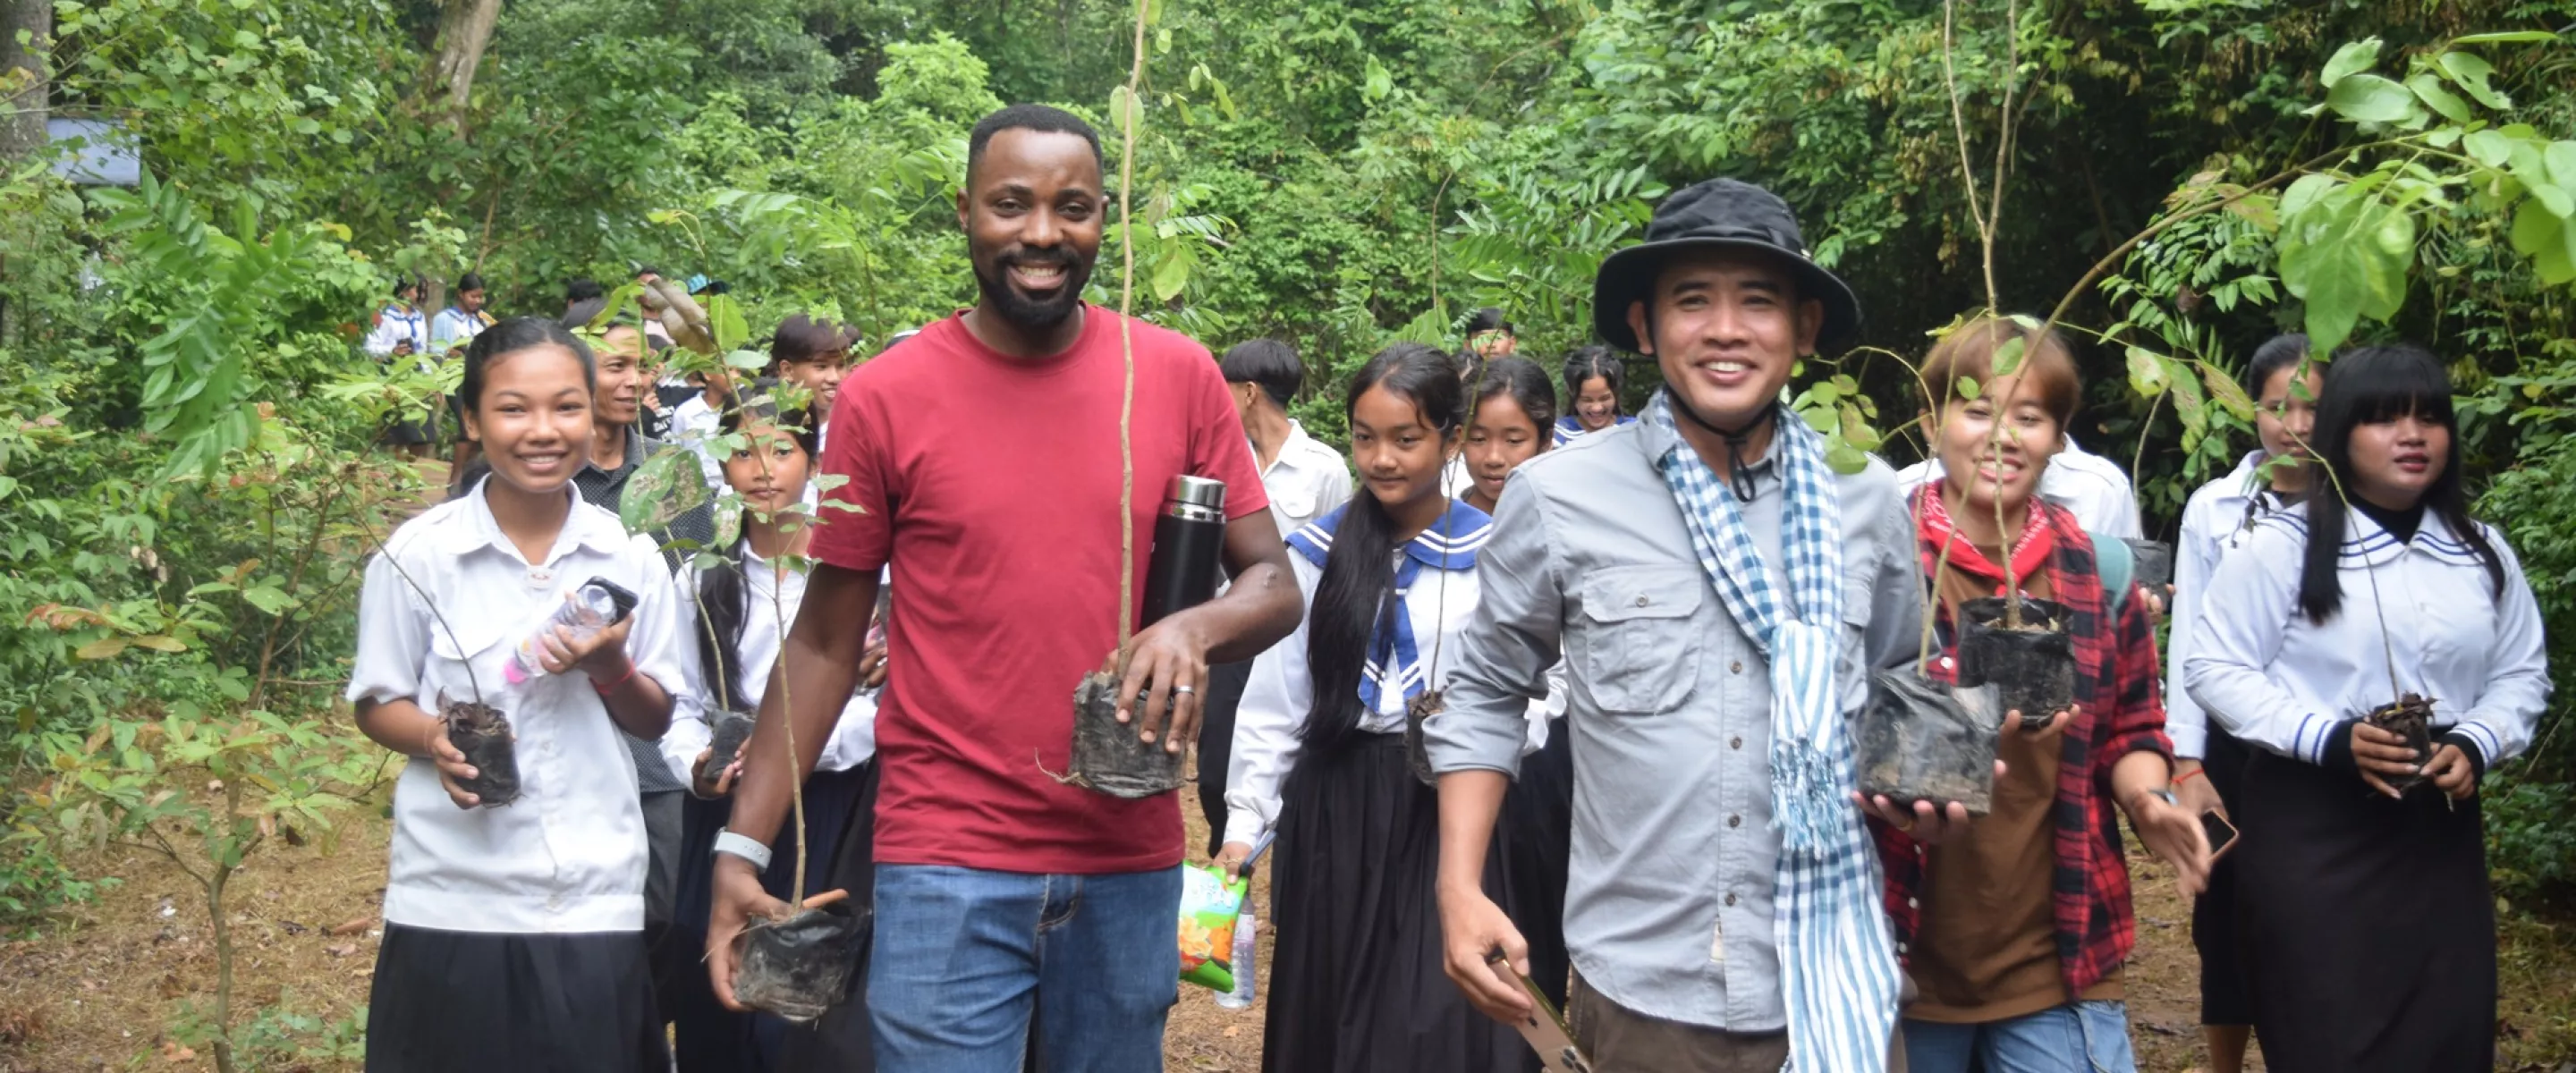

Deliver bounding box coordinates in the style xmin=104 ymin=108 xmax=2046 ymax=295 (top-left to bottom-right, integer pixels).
xmin=1645 ymin=393 xmax=1900 ymax=1073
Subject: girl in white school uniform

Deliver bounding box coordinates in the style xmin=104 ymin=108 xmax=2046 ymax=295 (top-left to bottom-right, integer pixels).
xmin=665 ymin=397 xmax=885 ymax=1073
xmin=1221 ymin=342 xmax=1543 ymax=1073
xmin=348 ymin=317 xmax=691 ymax=1072
xmin=2162 ymin=334 xmax=2318 ymax=1073
xmin=2184 ymin=343 xmax=2549 ymax=1073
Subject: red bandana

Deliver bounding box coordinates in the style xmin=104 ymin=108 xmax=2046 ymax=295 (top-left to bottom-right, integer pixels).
xmin=1916 ymin=484 xmax=2059 ymax=597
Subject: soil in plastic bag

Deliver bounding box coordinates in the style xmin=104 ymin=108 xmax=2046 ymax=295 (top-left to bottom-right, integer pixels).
xmin=708 ymin=711 xmax=756 ymax=772
xmin=2126 ymin=539 xmax=2174 ymax=591
xmin=439 ymin=693 xmax=521 ymax=807
xmin=1857 ymin=671 xmax=2003 ymax=817
xmin=1958 ymin=596 xmax=2076 ymax=731
xmin=1404 ymin=690 xmax=1445 ymax=787
xmin=2367 ymin=692 xmax=2438 ymax=796
xmin=1068 ymin=668 xmax=1187 ymax=798
xmin=733 ymin=899 xmax=869 ymax=1025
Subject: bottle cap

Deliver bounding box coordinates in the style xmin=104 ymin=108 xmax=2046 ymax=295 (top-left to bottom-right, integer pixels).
xmin=1166 ymin=475 xmax=1227 ymax=514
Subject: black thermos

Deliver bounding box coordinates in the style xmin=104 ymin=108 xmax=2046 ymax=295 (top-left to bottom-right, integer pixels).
xmin=1140 ymin=475 xmax=1228 ymax=628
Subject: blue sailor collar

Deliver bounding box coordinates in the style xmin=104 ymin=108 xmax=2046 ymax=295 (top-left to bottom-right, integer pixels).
xmin=1285 ymin=498 xmax=1494 ymax=571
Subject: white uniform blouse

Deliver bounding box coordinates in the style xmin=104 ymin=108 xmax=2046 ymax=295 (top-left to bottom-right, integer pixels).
xmin=345 ymin=482 xmax=694 ymax=934
xmin=2164 ymin=451 xmax=2299 ymax=759
xmin=2182 ymin=506 xmax=2549 ymax=770
xmin=664 ymin=548 xmax=880 ymax=782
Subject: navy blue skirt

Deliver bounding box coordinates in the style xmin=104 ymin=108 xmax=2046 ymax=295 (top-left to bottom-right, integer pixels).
xmin=366 ymin=925 xmax=665 ymax=1073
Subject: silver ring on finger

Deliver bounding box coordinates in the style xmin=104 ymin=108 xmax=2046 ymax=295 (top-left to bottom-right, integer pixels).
xmin=1171 ymin=684 xmax=1197 ymax=696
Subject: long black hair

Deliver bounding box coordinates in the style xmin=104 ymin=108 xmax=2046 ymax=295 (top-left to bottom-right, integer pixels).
xmin=1301 ymin=343 xmax=1466 ymax=756
xmin=692 ymin=388 xmax=820 ymax=711
xmin=2297 ymin=343 xmax=2504 ymax=623
xmin=1476 ymin=355 xmax=1558 ymax=434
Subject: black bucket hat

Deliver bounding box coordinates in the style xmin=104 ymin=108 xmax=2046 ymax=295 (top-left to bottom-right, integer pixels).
xmin=1591 ymin=178 xmax=1862 ymax=356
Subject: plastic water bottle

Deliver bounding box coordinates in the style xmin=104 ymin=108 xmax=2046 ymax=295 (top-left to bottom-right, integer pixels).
xmin=1215 ymin=910 xmax=1257 ymax=1009
xmin=503 ymin=582 xmax=621 ymax=686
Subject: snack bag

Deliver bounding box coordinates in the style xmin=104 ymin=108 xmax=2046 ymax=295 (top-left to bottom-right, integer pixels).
xmin=1177 ymin=861 xmax=1250 ymax=991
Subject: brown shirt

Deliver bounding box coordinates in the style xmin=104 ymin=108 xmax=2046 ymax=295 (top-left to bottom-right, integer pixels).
xmin=1909 ymin=550 xmax=2120 ymax=1023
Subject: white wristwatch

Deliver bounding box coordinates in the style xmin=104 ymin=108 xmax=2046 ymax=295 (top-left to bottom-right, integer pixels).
xmin=713 ymin=830 xmax=773 ymax=872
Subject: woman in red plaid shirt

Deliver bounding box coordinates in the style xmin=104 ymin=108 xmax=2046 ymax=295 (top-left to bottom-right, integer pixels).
xmin=1872 ymin=317 xmax=2213 ymax=1073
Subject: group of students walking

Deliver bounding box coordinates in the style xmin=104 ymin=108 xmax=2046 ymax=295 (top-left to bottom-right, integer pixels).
xmin=342 ymin=101 xmax=2546 ymax=1073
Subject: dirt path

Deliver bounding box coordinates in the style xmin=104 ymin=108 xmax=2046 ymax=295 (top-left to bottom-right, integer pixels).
xmin=4 ymin=795 xmax=2570 ymax=1070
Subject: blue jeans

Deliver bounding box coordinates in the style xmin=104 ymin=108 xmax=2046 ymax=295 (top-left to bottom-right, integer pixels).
xmin=869 ymin=864 xmax=1181 ymax=1073
xmin=1903 ymin=1001 xmax=2139 ymax=1073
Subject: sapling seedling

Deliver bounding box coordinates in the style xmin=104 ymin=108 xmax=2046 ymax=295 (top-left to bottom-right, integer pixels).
xmin=352 ymin=500 xmax=520 ymax=807
xmin=1066 ymin=0 xmax=1192 ymax=798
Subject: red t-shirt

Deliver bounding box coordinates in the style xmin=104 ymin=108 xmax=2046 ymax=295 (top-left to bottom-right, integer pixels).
xmin=811 ymin=306 xmax=1270 ymax=874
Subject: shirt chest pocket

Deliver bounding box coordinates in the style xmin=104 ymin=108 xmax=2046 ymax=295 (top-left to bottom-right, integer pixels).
xmin=425 ymin=614 xmax=513 ymax=711
xmin=1579 ymin=566 xmax=1707 ymax=714
xmin=1271 ymin=482 xmax=1319 ymax=522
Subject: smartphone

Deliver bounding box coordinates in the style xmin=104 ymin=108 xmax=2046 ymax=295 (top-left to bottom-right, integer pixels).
xmin=1487 ymin=953 xmax=1592 ymax=1073
xmin=2200 ymin=808 xmax=2238 ymax=862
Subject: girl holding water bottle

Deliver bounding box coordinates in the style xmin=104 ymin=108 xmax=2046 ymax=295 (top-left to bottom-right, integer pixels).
xmin=347 ymin=317 xmax=692 ymax=1073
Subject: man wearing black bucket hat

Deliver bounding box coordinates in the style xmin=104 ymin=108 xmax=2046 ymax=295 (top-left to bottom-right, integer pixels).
xmin=1428 ymin=178 xmax=1982 ymax=1071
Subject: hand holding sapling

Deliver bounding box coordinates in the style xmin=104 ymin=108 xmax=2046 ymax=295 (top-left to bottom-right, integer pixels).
xmin=2349 ymin=721 xmax=2424 ymax=799
xmin=1854 ymin=759 xmax=2007 ymax=845
xmin=2009 ymin=705 xmax=2074 ymax=738
xmin=707 ymin=855 xmax=794 ymax=1012
xmin=424 ymin=720 xmax=486 ymax=810
xmin=691 ymin=748 xmax=744 ymax=798
xmin=1114 ymin=612 xmax=1212 ymax=753
xmin=2421 ymin=743 xmax=2478 ymax=800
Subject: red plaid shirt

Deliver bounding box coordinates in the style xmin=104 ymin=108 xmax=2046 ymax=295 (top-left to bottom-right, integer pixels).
xmin=1872 ymin=494 xmax=2174 ymax=997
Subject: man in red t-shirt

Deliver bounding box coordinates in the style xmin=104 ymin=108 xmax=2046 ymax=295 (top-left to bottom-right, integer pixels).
xmin=705 ymin=104 xmax=1303 ymax=1071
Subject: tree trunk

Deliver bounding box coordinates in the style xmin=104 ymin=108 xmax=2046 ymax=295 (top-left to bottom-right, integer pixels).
xmin=423 ymin=0 xmax=502 ymax=135
xmin=0 ymin=0 xmax=49 ymax=161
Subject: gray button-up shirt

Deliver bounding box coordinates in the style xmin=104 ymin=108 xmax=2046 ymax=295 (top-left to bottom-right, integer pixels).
xmin=1425 ymin=414 xmax=1919 ymax=1033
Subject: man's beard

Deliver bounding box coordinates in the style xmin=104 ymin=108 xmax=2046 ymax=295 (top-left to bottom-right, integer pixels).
xmin=973 ymin=252 xmax=1093 ymax=332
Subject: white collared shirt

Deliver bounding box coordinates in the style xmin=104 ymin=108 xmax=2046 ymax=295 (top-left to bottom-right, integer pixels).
xmin=1258 ymin=419 xmax=1352 ymax=537
xmin=2182 ymin=506 xmax=2548 ymax=769
xmin=345 ymin=481 xmax=694 ymax=934
xmin=665 ymin=548 xmax=878 ymax=782
xmin=2164 ymin=452 xmax=2297 ymax=758
xmin=363 ymin=305 xmax=428 ymax=365
xmin=429 ymin=307 xmax=488 ymax=352
xmin=1226 ymin=503 xmax=1555 ymax=846
xmin=1895 ymin=436 xmax=2145 ymax=540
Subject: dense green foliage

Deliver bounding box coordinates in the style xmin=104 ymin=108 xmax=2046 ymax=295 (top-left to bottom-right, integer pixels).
xmin=1 ymin=0 xmax=2574 ymax=1059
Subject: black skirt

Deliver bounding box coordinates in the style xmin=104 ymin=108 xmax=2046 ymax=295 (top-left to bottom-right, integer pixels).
xmin=1264 ymin=733 xmax=1538 ymax=1073
xmin=1495 ymin=717 xmax=1572 ymax=1010
xmin=2234 ymin=748 xmax=2495 ymax=1073
xmin=366 ymin=925 xmax=666 ymax=1073
xmin=2190 ymin=726 xmax=2253 ymax=1027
